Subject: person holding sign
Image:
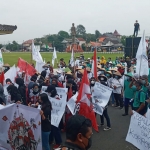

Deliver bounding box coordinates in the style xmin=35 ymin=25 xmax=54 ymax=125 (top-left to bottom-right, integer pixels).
xmin=98 ymin=75 xmax=111 ymax=131
xmin=46 ymin=85 xmax=62 ymax=149
xmin=39 ymin=93 xmax=52 ymax=150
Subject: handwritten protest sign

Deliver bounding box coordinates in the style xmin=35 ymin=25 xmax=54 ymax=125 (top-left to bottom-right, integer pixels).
xmin=92 ymin=82 xmax=112 ymax=115
xmin=67 ymin=92 xmax=78 ymax=115
xmin=50 ymin=97 xmax=66 ymax=127
xmin=41 ymin=86 xmax=68 ymax=101
xmin=126 ymin=111 xmax=150 ymax=150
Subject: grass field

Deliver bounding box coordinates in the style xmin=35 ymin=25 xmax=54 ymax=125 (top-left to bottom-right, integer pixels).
xmin=2 ymin=52 xmax=123 ymax=67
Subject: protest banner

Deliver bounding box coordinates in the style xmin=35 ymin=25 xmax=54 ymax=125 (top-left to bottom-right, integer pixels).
xmin=146 ymin=108 xmax=150 ymax=120
xmin=50 ymin=97 xmax=66 ymax=127
xmin=126 ymin=111 xmax=150 ymax=150
xmin=0 ymin=104 xmax=42 ymax=150
xmin=67 ymin=92 xmax=78 ymax=115
xmin=92 ymin=82 xmax=112 ymax=115
xmin=41 ymin=86 xmax=68 ymax=101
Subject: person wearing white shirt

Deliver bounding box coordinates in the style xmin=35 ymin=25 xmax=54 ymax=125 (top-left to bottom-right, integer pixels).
xmin=111 ymin=71 xmax=123 ymax=109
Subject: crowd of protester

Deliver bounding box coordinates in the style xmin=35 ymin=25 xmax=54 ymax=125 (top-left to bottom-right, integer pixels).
xmin=0 ymin=53 xmax=150 ymax=150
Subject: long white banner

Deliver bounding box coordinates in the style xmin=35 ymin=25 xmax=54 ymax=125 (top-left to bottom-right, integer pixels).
xmin=126 ymin=111 xmax=150 ymax=150
xmin=0 ymin=104 xmax=42 ymax=150
xmin=92 ymin=82 xmax=112 ymax=115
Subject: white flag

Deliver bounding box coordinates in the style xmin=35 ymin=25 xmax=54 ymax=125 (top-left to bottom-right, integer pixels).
xmin=0 ymin=49 xmax=4 ymax=66
xmin=70 ymin=49 xmax=74 ymax=67
xmin=52 ymin=47 xmax=57 ymax=66
xmin=4 ymin=64 xmax=17 ymax=84
xmin=136 ymin=31 xmax=149 ymax=76
xmin=32 ymin=41 xmax=43 ymax=63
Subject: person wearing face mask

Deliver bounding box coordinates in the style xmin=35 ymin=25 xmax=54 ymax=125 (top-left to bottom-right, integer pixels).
xmin=90 ymin=77 xmax=96 ymax=93
xmin=97 ymin=66 xmax=105 ymax=76
xmin=56 ymin=70 xmax=64 ymax=83
xmin=47 ymin=61 xmax=53 ymax=73
xmin=141 ymin=75 xmax=150 ymax=94
xmin=59 ymin=115 xmax=92 ymax=150
xmin=122 ymin=73 xmax=135 ymax=116
xmin=45 ymin=85 xmax=62 ymax=149
xmin=131 ymin=80 xmax=147 ymax=116
xmin=111 ymin=71 xmax=123 ymax=109
xmin=28 ymin=83 xmax=40 ymax=106
xmin=98 ymin=75 xmax=111 ymax=131
xmin=39 ymin=93 xmax=52 ymax=150
xmin=105 ymin=71 xmax=115 ymax=106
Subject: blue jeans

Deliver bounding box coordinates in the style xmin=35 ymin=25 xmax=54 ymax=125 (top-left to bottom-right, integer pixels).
xmin=100 ymin=108 xmax=111 ymax=127
xmin=111 ymin=93 xmax=115 ymax=104
xmin=42 ymin=131 xmax=51 ymax=150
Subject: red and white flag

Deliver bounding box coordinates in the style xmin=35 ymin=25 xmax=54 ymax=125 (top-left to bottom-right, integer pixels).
xmin=76 ymin=69 xmax=98 ymax=131
xmin=91 ymin=49 xmax=97 ymax=79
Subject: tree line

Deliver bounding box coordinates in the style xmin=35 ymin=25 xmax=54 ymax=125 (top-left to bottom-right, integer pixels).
xmin=0 ymin=24 xmax=131 ymax=51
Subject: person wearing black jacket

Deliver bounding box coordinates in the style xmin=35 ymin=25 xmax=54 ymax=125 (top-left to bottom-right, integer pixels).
xmin=16 ymin=78 xmax=27 ymax=105
xmin=7 ymin=85 xmax=22 ymax=104
xmin=39 ymin=93 xmax=52 ymax=150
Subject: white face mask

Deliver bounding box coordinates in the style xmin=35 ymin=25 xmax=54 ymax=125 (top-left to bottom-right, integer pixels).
xmin=91 ymin=81 xmax=95 ymax=84
xmin=100 ymin=77 xmax=104 ymax=81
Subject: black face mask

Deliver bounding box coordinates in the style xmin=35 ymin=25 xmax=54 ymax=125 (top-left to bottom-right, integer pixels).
xmin=86 ymin=137 xmax=92 ymax=150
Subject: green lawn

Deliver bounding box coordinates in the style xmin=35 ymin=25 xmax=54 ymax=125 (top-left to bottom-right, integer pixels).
xmin=3 ymin=52 xmax=123 ymax=67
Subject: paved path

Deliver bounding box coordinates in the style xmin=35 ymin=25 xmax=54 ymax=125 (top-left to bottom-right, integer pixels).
xmin=61 ymin=106 xmax=138 ymax=150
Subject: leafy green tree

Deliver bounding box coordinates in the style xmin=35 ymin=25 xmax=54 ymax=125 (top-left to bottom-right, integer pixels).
xmin=76 ymin=24 xmax=86 ymax=35
xmin=95 ymin=30 xmax=101 ymax=39
xmin=58 ymin=31 xmax=69 ymax=38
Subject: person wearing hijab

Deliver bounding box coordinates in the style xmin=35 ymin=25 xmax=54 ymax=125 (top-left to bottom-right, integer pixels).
xmin=16 ymin=78 xmax=27 ymax=105
xmin=100 ymin=56 xmax=106 ymax=68
xmin=39 ymin=93 xmax=52 ymax=150
xmin=28 ymin=83 xmax=40 ymax=106
xmin=7 ymin=85 xmax=22 ymax=104
xmin=46 ymin=85 xmax=62 ymax=149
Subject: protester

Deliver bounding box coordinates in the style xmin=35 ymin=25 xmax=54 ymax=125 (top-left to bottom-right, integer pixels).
xmin=39 ymin=93 xmax=52 ymax=150
xmin=16 ymin=78 xmax=27 ymax=105
xmin=46 ymin=85 xmax=62 ymax=149
xmin=28 ymin=83 xmax=40 ymax=106
xmin=100 ymin=56 xmax=106 ymax=67
xmin=59 ymin=115 xmax=92 ymax=150
xmin=131 ymin=80 xmax=147 ymax=116
xmin=7 ymin=84 xmax=22 ymax=104
xmin=98 ymin=75 xmax=111 ymax=131
xmin=111 ymin=71 xmax=123 ymax=109
xmin=0 ymin=83 xmax=6 ymax=104
xmin=122 ymin=73 xmax=134 ymax=116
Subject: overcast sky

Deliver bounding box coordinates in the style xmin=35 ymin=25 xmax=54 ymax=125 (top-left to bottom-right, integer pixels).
xmin=0 ymin=0 xmax=150 ymax=44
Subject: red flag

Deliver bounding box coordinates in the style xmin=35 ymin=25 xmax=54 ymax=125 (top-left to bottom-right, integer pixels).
xmin=2 ymin=116 xmax=8 ymax=121
xmin=91 ymin=49 xmax=97 ymax=79
xmin=17 ymin=58 xmax=36 ymax=76
xmin=0 ymin=72 xmax=4 ymax=85
xmin=77 ymin=69 xmax=98 ymax=131
xmin=77 ymin=69 xmax=91 ymax=103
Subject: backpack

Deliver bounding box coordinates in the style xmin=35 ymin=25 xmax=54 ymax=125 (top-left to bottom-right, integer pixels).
xmin=138 ymin=90 xmax=148 ymax=115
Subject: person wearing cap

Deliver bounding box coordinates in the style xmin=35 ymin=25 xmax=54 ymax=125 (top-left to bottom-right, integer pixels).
xmin=98 ymin=75 xmax=111 ymax=131
xmin=97 ymin=67 xmax=105 ymax=76
xmin=122 ymin=73 xmax=134 ymax=116
xmin=131 ymin=80 xmax=147 ymax=116
xmin=46 ymin=85 xmax=62 ymax=149
xmin=111 ymin=71 xmax=123 ymax=109
xmin=59 ymin=115 xmax=92 ymax=150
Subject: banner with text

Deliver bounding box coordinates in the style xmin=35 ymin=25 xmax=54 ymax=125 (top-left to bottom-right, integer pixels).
xmin=0 ymin=104 xmax=42 ymax=150
xmin=126 ymin=111 xmax=150 ymax=150
xmin=92 ymin=82 xmax=112 ymax=115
